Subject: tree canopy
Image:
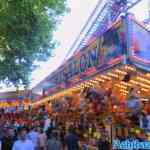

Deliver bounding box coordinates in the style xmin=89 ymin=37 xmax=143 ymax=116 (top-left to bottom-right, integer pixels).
xmin=0 ymin=0 xmax=68 ymax=87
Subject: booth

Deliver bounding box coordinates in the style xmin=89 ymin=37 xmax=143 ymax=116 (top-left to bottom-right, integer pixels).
xmin=32 ymin=14 xmax=150 ymax=146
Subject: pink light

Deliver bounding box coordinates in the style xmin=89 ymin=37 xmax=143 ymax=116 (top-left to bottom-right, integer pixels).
xmin=85 ymin=67 xmax=97 ymax=75
xmin=108 ymin=55 xmax=124 ymax=65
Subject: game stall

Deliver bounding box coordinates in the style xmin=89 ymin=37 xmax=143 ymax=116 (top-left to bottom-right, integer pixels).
xmin=32 ymin=14 xmax=150 ymax=146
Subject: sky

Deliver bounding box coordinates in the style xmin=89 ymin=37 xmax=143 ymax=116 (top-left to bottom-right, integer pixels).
xmin=129 ymin=0 xmax=149 ymax=21
xmin=0 ymin=0 xmax=149 ymax=92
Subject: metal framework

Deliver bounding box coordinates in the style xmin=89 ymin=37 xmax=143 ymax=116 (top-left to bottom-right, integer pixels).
xmin=65 ymin=0 xmax=142 ymax=60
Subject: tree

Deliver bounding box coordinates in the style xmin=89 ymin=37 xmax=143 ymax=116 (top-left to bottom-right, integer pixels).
xmin=0 ymin=0 xmax=68 ymax=87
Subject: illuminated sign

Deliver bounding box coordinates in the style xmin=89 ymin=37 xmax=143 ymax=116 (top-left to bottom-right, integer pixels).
xmin=45 ymin=19 xmax=125 ymax=91
xmin=52 ymin=42 xmax=100 ymax=84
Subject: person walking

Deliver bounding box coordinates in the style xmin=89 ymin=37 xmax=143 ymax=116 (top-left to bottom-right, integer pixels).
xmin=12 ymin=127 xmax=34 ymax=150
xmin=1 ymin=127 xmax=15 ymax=150
xmin=65 ymin=127 xmax=79 ymax=150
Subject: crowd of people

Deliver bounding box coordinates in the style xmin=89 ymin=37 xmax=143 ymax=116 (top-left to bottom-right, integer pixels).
xmin=0 ymin=107 xmax=111 ymax=150
xmin=0 ymin=80 xmax=150 ymax=150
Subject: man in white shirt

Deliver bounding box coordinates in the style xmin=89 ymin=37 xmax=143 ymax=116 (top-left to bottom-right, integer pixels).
xmin=12 ymin=127 xmax=34 ymax=150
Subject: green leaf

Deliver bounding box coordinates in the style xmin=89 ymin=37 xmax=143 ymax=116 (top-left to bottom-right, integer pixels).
xmin=0 ymin=0 xmax=68 ymax=87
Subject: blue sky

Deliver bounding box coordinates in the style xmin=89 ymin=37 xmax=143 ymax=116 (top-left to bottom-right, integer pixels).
xmin=0 ymin=0 xmax=149 ymax=92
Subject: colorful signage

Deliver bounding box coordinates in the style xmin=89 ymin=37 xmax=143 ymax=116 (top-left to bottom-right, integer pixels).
xmin=49 ymin=21 xmax=126 ymax=86
xmin=42 ymin=19 xmax=126 ymax=95
xmin=51 ymin=41 xmax=100 ymax=85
